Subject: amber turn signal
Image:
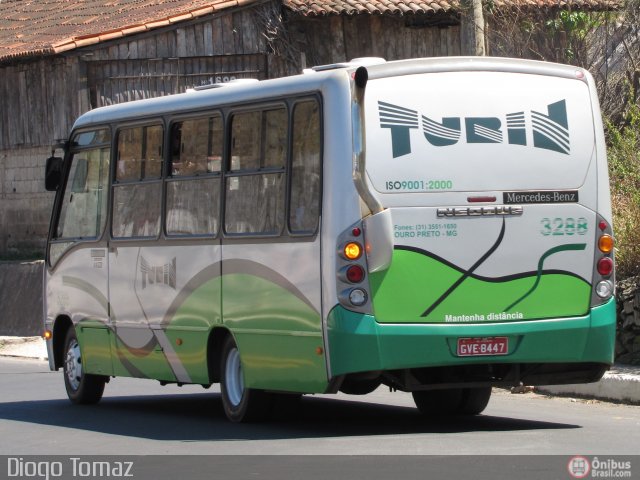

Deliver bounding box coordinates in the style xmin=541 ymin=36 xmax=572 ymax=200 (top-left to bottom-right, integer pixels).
xmin=598 ymin=234 xmax=614 ymax=253
xmin=343 ymin=242 xmax=363 ymax=260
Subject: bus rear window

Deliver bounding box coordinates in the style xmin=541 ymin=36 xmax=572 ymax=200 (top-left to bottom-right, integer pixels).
xmin=365 ymin=72 xmax=595 ymax=196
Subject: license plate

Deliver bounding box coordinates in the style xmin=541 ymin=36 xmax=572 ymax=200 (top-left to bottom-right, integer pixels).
xmin=457 ymin=337 xmax=509 ymax=357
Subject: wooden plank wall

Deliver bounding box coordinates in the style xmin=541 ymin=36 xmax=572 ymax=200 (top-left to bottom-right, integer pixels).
xmin=88 ymin=9 xmax=265 ymax=62
xmin=0 ymin=4 xmax=463 ymax=150
xmin=0 ymin=57 xmax=89 ymax=150
xmin=87 ymin=55 xmax=267 ymax=107
xmin=285 ymin=15 xmax=462 ymax=74
xmin=0 ymin=7 xmax=267 ymax=149
xmin=86 ymin=8 xmax=268 ymax=107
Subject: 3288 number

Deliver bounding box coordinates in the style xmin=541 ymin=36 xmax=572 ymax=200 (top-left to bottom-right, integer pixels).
xmin=540 ymin=217 xmax=588 ymax=236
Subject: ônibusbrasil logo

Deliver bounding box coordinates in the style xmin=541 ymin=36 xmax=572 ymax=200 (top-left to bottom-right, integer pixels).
xmin=567 ymin=456 xmax=633 ymax=478
xmin=378 ymin=99 xmax=570 ymax=158
xmin=568 ymin=456 xmax=591 ymax=478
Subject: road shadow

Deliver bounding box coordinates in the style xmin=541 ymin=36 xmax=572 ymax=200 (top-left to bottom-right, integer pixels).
xmin=0 ymin=390 xmax=580 ymax=441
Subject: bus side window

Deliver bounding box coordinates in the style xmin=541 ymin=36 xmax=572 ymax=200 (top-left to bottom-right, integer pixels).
xmin=55 ymin=141 xmax=110 ymax=241
xmin=289 ymin=100 xmax=321 ymax=234
xmin=225 ymin=107 xmax=286 ymax=235
xmin=112 ymin=125 xmax=163 ymax=239
xmin=166 ymin=116 xmax=222 ymax=236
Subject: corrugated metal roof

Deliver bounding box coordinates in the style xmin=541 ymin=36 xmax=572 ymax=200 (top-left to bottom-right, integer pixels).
xmin=0 ymin=0 xmax=620 ymax=62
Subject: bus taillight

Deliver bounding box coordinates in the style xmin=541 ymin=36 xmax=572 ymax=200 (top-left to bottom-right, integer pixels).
xmin=343 ymin=242 xmax=363 ymax=260
xmin=598 ymin=234 xmax=614 ymax=254
xmin=592 ymin=216 xmax=615 ymax=304
xmin=597 ymin=257 xmax=613 ymax=276
xmin=348 ymin=288 xmax=368 ymax=306
xmin=345 ymin=265 xmax=365 ymax=283
xmin=336 ymin=222 xmax=372 ymax=313
xmin=595 ymin=280 xmax=614 ymax=299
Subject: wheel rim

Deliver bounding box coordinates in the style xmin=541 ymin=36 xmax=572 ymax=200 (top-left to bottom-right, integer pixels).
xmin=225 ymin=347 xmax=244 ymax=407
xmin=65 ymin=339 xmax=82 ymax=391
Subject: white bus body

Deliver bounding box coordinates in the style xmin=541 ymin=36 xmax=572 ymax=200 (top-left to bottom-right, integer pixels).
xmin=44 ymin=57 xmax=615 ymax=421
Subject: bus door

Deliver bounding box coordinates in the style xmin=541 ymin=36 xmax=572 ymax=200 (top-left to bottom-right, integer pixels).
xmin=109 ymin=119 xmax=224 ymax=384
xmin=220 ymin=101 xmax=327 ymax=393
xmin=48 ymin=129 xmax=113 ymax=376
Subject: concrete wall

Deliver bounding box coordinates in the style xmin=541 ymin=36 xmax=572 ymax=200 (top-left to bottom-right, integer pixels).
xmin=0 ymin=260 xmax=43 ymax=336
xmin=0 ymin=146 xmax=55 ymax=256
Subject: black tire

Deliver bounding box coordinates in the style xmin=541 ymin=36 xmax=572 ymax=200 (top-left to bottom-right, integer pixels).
xmin=219 ymin=336 xmax=273 ymax=422
xmin=412 ymin=387 xmax=492 ymax=416
xmin=339 ymin=377 xmax=381 ymax=395
xmin=62 ymin=328 xmax=106 ymax=405
xmin=412 ymin=388 xmax=464 ymax=415
xmin=458 ymin=387 xmax=492 ymax=415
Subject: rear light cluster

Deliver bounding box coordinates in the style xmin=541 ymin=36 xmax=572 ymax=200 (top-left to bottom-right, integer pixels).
xmin=336 ymin=225 xmax=371 ymax=311
xmin=594 ymin=218 xmax=614 ymax=301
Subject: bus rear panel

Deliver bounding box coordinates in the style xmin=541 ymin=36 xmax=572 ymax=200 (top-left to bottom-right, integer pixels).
xmin=327 ymin=59 xmax=615 ymax=392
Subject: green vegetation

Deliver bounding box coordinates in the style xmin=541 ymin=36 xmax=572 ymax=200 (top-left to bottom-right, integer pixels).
xmin=544 ymin=11 xmax=604 ymax=61
xmin=607 ymin=102 xmax=640 ymax=279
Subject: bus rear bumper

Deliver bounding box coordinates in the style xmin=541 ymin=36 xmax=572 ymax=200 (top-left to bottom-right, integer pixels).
xmin=326 ymin=298 xmax=616 ymax=387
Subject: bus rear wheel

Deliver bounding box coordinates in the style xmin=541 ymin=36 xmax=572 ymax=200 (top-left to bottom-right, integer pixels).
xmin=412 ymin=387 xmax=491 ymax=416
xmin=62 ymin=328 xmax=106 ymax=404
xmin=220 ymin=336 xmax=273 ymax=422
xmin=459 ymin=387 xmax=492 ymax=415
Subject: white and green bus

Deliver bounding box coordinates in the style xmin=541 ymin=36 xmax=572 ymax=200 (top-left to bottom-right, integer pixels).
xmin=44 ymin=56 xmax=616 ymax=422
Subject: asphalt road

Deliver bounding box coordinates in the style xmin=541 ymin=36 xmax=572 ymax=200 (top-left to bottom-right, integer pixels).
xmin=0 ymin=357 xmax=638 ymax=457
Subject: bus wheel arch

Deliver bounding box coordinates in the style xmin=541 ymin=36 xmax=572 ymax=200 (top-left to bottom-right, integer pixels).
xmin=52 ymin=315 xmax=73 ymax=370
xmin=206 ymin=327 xmax=231 ymax=384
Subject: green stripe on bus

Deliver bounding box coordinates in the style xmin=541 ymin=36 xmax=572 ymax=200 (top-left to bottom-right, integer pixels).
xmin=370 ymin=249 xmax=591 ymax=323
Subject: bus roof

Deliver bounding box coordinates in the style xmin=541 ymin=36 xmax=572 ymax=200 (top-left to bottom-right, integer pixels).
xmin=71 ymin=56 xmax=591 ymax=132
xmin=71 ymin=68 xmax=344 ymax=131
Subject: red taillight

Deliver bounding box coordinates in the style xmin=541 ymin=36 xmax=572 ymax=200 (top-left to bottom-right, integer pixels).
xmin=597 ymin=257 xmax=614 ymax=276
xmin=346 ymin=265 xmax=365 ymax=283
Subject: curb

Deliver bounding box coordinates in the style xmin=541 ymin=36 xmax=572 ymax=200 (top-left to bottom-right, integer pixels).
xmin=536 ymin=365 xmax=640 ymax=405
xmin=0 ymin=336 xmax=48 ymax=361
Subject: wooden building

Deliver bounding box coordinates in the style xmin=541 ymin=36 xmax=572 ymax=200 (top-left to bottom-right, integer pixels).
xmin=0 ymin=0 xmax=615 ymax=256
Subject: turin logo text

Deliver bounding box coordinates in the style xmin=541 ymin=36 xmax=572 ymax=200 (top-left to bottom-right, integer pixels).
xmin=378 ymin=100 xmax=570 ymax=158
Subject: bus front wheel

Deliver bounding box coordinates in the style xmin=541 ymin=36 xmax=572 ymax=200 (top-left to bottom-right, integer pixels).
xmin=220 ymin=336 xmax=272 ymax=422
xmin=62 ymin=328 xmax=106 ymax=404
xmin=412 ymin=387 xmax=491 ymax=416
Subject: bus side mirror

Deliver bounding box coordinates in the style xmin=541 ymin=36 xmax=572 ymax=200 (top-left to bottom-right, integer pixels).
xmin=45 ymin=156 xmax=63 ymax=191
